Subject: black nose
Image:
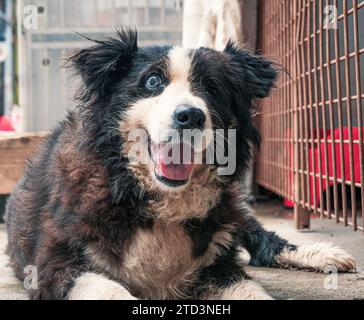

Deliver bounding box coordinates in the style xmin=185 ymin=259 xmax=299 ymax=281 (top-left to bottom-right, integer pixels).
xmin=173 ymin=105 xmax=206 ymax=130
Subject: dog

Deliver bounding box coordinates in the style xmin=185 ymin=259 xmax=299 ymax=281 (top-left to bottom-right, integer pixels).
xmin=5 ymin=28 xmax=356 ymax=300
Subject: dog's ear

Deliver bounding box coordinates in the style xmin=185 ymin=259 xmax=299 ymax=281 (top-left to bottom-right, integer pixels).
xmin=224 ymin=40 xmax=277 ymax=98
xmin=68 ymin=28 xmax=138 ymax=99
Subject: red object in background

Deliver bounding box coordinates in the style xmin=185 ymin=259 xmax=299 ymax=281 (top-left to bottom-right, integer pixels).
xmin=0 ymin=115 xmax=15 ymax=131
xmin=284 ymin=127 xmax=363 ymax=207
xmin=309 ymin=127 xmax=363 ymax=206
xmin=283 ymin=198 xmax=294 ymax=208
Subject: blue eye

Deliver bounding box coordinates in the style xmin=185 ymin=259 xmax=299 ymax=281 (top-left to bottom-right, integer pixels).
xmin=145 ymin=75 xmax=162 ymax=90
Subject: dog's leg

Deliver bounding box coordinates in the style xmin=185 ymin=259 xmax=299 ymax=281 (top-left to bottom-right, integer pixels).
xmin=68 ymin=273 xmax=137 ymax=300
xmin=274 ymin=242 xmax=356 ymax=272
xmin=195 ymin=248 xmax=273 ymax=300
xmin=32 ymin=267 xmax=137 ymax=300
xmin=239 ymin=209 xmax=356 ymax=272
xmin=213 ymin=280 xmax=273 ymax=300
xmin=27 ymin=242 xmax=137 ymax=300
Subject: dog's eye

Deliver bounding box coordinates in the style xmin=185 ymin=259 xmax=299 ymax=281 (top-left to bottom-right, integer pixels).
xmin=145 ymin=75 xmax=162 ymax=90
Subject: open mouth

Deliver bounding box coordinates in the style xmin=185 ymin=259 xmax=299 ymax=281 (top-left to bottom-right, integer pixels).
xmin=149 ymin=141 xmax=195 ymax=188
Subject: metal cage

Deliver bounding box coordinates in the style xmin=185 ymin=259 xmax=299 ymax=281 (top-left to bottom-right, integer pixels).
xmin=257 ymin=0 xmax=364 ymax=232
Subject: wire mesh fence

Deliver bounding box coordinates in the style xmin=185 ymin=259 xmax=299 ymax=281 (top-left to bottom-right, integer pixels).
xmin=257 ymin=0 xmax=364 ymax=232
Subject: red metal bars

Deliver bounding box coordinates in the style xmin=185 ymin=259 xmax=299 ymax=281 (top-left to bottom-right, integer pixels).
xmin=257 ymin=0 xmax=364 ymax=232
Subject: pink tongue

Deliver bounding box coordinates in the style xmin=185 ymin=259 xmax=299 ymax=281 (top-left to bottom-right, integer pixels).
xmin=156 ymin=163 xmax=194 ymax=181
xmin=153 ymin=144 xmax=194 ymax=181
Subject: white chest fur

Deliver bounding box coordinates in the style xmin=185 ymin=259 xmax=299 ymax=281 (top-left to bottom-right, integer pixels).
xmin=87 ymin=221 xmax=236 ymax=300
xmin=121 ymin=222 xmax=200 ymax=299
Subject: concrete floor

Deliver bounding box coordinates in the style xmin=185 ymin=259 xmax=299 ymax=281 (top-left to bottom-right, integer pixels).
xmin=246 ymin=200 xmax=364 ymax=300
xmin=0 ymin=224 xmax=28 ymax=300
xmin=0 ymin=199 xmax=363 ymax=300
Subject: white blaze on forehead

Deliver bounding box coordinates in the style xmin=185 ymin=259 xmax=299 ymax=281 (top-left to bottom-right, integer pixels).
xmin=147 ymin=47 xmax=192 ymax=143
xmin=147 ymin=46 xmax=212 ymax=145
xmin=168 ymin=47 xmax=193 ymax=85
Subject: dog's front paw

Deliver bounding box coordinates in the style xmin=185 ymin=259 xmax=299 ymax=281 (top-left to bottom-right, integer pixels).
xmin=318 ymin=243 xmax=356 ymax=272
xmin=68 ymin=272 xmax=137 ymax=300
xmin=213 ymin=280 xmax=273 ymax=300
xmin=277 ymin=242 xmax=356 ymax=273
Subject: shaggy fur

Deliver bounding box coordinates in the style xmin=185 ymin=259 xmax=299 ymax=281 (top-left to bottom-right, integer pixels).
xmin=5 ymin=29 xmax=356 ymax=300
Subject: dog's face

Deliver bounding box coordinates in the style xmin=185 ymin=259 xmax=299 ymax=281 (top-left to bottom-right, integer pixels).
xmin=70 ymin=29 xmax=276 ymax=201
xmin=118 ymin=45 xmax=215 ymax=191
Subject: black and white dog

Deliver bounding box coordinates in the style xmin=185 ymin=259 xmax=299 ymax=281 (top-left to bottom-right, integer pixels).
xmin=5 ymin=29 xmax=355 ymax=300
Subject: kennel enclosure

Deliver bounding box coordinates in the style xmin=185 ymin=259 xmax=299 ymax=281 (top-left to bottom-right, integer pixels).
xmin=257 ymin=0 xmax=364 ymax=232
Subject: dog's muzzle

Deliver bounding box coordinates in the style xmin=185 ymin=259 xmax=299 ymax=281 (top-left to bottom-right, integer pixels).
xmin=149 ymin=105 xmax=207 ymax=188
